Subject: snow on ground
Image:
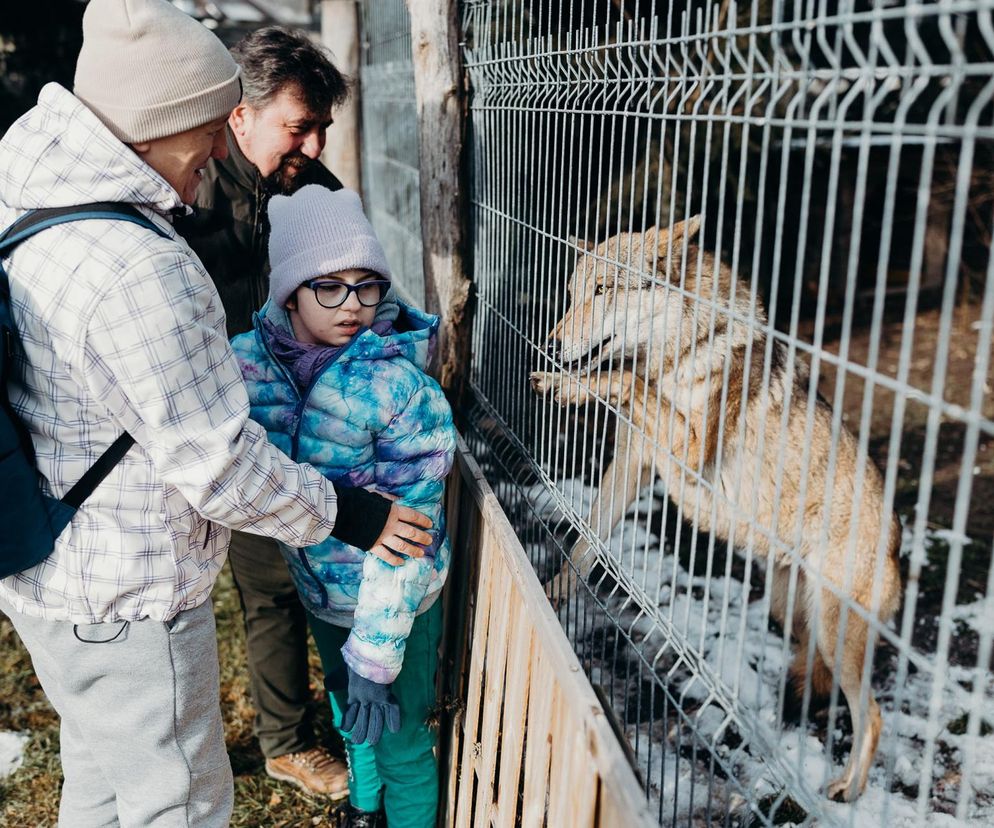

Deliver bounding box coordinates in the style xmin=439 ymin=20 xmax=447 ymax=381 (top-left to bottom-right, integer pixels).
xmin=0 ymin=731 xmax=29 ymax=780
xmin=518 ymin=477 xmax=994 ymax=826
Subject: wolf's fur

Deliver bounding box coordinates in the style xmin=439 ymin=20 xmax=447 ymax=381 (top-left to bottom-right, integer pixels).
xmin=530 ymin=217 xmax=902 ymax=802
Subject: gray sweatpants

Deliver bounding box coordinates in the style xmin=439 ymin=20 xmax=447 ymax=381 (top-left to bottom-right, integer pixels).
xmin=0 ymin=596 xmax=233 ymax=828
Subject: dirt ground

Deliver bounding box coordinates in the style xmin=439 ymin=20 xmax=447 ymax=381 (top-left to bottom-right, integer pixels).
xmin=808 ymin=300 xmax=994 ymax=543
xmin=807 ymin=300 xmax=993 ymax=669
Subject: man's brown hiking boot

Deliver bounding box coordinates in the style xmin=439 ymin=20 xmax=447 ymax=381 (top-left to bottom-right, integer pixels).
xmin=265 ymin=746 xmax=350 ymax=799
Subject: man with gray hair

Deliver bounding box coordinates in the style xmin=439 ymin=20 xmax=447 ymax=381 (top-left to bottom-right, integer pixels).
xmin=0 ymin=2 xmax=429 ymax=824
xmin=180 ymin=25 xmax=376 ymax=800
xmin=181 ymin=26 xmax=350 ymax=338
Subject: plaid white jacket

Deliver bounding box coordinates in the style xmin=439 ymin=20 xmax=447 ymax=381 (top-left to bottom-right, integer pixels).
xmin=0 ymin=84 xmax=340 ymax=623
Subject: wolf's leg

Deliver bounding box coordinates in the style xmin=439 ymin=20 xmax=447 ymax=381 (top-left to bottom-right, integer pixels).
xmin=531 ymin=369 xmax=652 ymax=603
xmin=767 ymin=565 xmax=830 ymax=728
xmin=770 ymin=566 xmax=833 ymax=691
xmin=546 ymin=418 xmax=653 ymax=604
xmin=582 ymin=369 xmax=637 ymax=407
xmin=628 ymin=376 xmax=706 ymax=471
xmin=820 ymin=596 xmax=881 ymax=802
xmin=530 ymin=369 xmax=634 ymax=407
xmin=530 ymin=370 xmax=593 ymax=405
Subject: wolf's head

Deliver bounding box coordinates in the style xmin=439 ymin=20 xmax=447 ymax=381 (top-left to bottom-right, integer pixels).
xmin=547 ymin=216 xmax=717 ymax=369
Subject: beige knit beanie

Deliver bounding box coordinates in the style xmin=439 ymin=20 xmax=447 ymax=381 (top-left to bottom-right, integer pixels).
xmin=74 ymin=0 xmax=242 ymax=143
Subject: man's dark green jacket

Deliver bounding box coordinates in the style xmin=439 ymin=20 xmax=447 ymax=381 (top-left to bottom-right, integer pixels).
xmin=178 ymin=127 xmax=343 ymax=337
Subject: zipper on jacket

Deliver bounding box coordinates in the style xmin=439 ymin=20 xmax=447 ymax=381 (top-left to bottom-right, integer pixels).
xmin=256 ymin=320 xmax=367 ymax=462
xmin=290 ymin=359 xmax=338 ymax=460
xmin=251 ymin=323 xmax=334 ymax=607
xmin=253 ymin=318 xmax=370 ymax=610
xmin=251 ymin=179 xmax=267 ymax=311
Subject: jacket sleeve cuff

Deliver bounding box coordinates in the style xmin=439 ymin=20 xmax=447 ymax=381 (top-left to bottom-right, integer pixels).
xmin=341 ymin=636 xmax=401 ymax=685
xmin=329 ymin=485 xmax=392 ymax=550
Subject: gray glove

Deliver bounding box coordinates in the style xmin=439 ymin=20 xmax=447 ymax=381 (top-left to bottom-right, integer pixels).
xmin=340 ymin=667 xmax=401 ymax=746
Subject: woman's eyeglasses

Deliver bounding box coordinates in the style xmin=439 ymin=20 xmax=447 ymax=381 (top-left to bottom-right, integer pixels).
xmin=304 ymin=279 xmax=390 ymax=309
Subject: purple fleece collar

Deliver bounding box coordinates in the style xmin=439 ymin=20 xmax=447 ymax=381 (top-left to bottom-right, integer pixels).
xmin=262 ymin=317 xmax=394 ymax=389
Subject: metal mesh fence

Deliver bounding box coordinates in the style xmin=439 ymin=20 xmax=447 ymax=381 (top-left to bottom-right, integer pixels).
xmin=460 ymin=1 xmax=994 ymax=825
xmin=358 ymin=0 xmax=424 ymax=306
xmin=359 ymin=0 xmax=994 ymax=825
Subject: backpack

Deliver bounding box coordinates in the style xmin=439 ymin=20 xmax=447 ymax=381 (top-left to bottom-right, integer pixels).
xmin=0 ymin=203 xmax=170 ymax=578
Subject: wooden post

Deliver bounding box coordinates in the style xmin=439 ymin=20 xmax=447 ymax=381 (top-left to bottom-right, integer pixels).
xmin=406 ymin=0 xmax=472 ymax=410
xmin=320 ymin=0 xmax=362 ymax=192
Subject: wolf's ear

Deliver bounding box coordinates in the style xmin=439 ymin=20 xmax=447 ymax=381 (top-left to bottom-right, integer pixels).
xmin=648 ymin=216 xmax=703 ymax=278
xmin=568 ymin=235 xmax=596 ymax=252
xmin=659 ymin=215 xmax=702 ymax=250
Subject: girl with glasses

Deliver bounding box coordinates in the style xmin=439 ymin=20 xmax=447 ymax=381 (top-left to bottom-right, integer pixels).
xmin=231 ymin=185 xmax=456 ymax=828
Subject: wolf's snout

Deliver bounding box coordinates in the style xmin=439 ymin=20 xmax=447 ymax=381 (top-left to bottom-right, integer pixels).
xmin=543 ymin=325 xmax=567 ymax=354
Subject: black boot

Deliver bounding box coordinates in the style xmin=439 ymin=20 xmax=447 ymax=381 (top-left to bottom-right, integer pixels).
xmin=343 ymin=805 xmax=386 ymax=828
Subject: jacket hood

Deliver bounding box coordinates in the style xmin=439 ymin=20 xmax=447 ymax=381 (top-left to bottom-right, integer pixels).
xmin=0 ymin=83 xmax=186 ymax=215
xmin=258 ymin=299 xmax=438 ymax=372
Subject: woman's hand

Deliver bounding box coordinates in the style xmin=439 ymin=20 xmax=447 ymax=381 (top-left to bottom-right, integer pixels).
xmin=368 ymin=503 xmax=433 ymax=566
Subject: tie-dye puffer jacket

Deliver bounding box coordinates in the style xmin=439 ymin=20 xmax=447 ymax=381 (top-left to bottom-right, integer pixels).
xmin=231 ymin=301 xmax=456 ymax=684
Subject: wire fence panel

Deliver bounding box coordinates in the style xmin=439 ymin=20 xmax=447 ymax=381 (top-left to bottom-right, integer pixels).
xmin=358 ymin=0 xmax=424 ymax=306
xmin=460 ymin=1 xmax=994 ymax=826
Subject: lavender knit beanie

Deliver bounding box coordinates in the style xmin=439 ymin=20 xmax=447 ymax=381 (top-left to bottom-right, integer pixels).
xmin=268 ymin=186 xmax=392 ymax=309
xmin=74 ymin=0 xmax=242 ymax=143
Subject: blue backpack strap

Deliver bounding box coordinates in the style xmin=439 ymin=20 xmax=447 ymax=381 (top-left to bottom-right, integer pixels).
xmin=0 ymin=202 xmax=170 ymax=311
xmin=0 ymin=202 xmax=170 ymax=252
xmin=0 ymin=203 xmax=171 ymax=516
xmin=61 ymin=432 xmax=137 ymax=509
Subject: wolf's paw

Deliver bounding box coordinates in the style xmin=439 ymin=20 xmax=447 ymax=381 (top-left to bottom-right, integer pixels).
xmin=529 ymin=370 xmax=556 ymax=396
xmin=825 ymin=772 xmax=859 ymax=802
xmin=529 ymin=371 xmax=587 ymax=405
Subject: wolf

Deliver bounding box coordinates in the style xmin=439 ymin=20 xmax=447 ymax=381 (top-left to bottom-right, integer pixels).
xmin=529 ymin=216 xmax=902 ymax=802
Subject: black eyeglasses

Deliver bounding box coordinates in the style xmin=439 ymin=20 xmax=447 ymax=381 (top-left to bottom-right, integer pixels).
xmin=304 ymin=279 xmax=390 ymax=309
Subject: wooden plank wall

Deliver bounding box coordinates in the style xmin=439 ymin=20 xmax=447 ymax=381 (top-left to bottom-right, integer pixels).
xmin=438 ymin=438 xmax=659 ymax=828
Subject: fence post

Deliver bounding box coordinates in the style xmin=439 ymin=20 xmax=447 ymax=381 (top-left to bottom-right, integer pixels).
xmin=320 ymin=0 xmax=362 ymax=193
xmin=406 ymin=0 xmax=472 ymax=408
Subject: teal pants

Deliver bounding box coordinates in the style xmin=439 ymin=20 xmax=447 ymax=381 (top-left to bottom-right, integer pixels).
xmin=308 ymin=601 xmax=442 ymax=828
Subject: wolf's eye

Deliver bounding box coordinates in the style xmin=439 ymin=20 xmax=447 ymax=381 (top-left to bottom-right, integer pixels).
xmin=594 ymin=284 xmax=607 ymax=296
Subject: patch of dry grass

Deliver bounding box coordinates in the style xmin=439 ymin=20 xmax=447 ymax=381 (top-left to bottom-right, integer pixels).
xmin=0 ymin=564 xmax=349 ymax=827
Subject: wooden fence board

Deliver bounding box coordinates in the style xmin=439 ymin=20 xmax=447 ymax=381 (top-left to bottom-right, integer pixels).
xmin=574 ymin=724 xmax=603 ymax=828
xmin=443 ymin=439 xmax=658 ymax=827
xmin=547 ymin=685 xmax=573 ymax=827
xmin=520 ymin=649 xmax=554 ymax=828
xmin=453 ymin=524 xmax=496 ymax=827
xmin=493 ymin=589 xmax=532 ymax=828
xmin=474 ymin=539 xmax=511 ymax=827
